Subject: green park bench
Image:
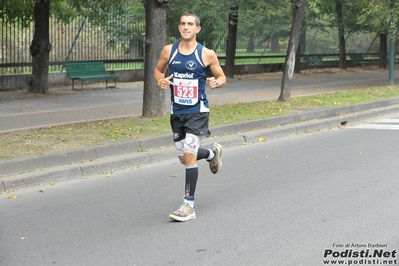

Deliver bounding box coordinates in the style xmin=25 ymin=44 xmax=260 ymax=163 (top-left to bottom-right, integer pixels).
xmin=64 ymin=61 xmax=119 ymax=90
xmin=303 ymin=55 xmax=332 ymax=72
xmin=349 ymin=54 xmax=372 ymax=68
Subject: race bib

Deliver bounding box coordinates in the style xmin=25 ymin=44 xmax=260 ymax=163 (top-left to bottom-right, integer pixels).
xmin=173 ymin=78 xmax=199 ymax=106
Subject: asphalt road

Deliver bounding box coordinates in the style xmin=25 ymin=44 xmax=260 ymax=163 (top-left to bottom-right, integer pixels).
xmin=1 ymin=115 xmax=399 ymax=266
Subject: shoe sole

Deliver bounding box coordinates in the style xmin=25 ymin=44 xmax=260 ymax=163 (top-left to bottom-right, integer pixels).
xmin=211 ymin=143 xmax=223 ymax=174
xmin=169 ymin=212 xmax=196 ymax=222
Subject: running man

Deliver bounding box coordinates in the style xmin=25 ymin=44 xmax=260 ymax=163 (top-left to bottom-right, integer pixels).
xmin=154 ymin=11 xmax=227 ymax=222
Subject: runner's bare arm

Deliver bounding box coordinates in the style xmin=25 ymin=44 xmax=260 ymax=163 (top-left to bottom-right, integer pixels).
xmin=154 ymin=45 xmax=174 ymax=90
xmin=203 ymin=47 xmax=226 ymax=89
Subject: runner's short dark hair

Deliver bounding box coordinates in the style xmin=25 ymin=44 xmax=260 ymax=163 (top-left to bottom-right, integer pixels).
xmin=181 ymin=11 xmax=200 ymax=26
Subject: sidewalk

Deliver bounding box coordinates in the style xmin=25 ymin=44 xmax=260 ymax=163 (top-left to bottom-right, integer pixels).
xmin=2 ymin=68 xmax=399 ymax=190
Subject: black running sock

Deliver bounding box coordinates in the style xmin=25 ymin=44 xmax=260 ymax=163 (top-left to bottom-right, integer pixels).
xmin=185 ymin=167 xmax=199 ymax=197
xmin=197 ymin=147 xmax=211 ymax=161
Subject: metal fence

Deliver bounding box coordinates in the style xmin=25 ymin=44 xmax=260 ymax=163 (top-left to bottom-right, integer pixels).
xmin=0 ymin=6 xmax=392 ymax=75
xmin=0 ymin=14 xmax=144 ymax=74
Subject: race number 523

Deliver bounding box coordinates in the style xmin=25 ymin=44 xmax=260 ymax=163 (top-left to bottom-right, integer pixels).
xmin=174 ymin=85 xmax=198 ymax=98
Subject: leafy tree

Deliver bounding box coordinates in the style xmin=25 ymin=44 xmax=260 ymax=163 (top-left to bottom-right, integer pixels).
xmin=307 ymin=0 xmax=399 ymax=69
xmin=354 ymin=0 xmax=399 ymax=68
xmin=279 ymin=0 xmax=308 ymax=102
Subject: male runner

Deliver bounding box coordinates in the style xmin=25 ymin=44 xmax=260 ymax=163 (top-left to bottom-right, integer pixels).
xmin=154 ymin=11 xmax=227 ymax=222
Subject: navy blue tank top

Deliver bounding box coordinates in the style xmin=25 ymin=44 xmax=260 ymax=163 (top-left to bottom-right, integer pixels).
xmin=168 ymin=42 xmax=209 ymax=114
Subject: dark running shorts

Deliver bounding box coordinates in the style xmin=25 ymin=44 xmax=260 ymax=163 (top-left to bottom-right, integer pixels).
xmin=170 ymin=112 xmax=211 ymax=142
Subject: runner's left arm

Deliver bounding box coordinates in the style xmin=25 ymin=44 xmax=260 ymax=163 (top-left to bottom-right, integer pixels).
xmin=204 ymin=48 xmax=226 ymax=89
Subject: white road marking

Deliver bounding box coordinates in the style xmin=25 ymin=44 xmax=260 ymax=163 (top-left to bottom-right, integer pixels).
xmin=352 ymin=118 xmax=399 ymax=130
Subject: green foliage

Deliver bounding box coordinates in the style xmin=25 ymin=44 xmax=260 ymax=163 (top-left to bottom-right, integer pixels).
xmin=101 ymin=1 xmax=145 ymax=44
xmin=355 ymin=0 xmax=398 ymax=33
xmin=307 ymin=0 xmax=399 ymax=34
xmin=0 ymin=0 xmax=136 ymax=25
xmin=52 ymin=1 xmax=79 ymax=23
xmin=238 ymin=1 xmax=292 ymax=48
xmin=0 ymin=0 xmax=33 ymax=26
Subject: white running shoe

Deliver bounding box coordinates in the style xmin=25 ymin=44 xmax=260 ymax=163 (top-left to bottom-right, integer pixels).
xmin=209 ymin=143 xmax=223 ymax=174
xmin=169 ymin=202 xmax=196 ymax=222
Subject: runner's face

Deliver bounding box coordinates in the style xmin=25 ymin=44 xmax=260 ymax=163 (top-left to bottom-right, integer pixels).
xmin=178 ymin=16 xmax=200 ymax=40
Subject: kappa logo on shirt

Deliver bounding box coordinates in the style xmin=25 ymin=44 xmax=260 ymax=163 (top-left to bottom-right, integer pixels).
xmin=186 ymin=60 xmax=197 ymax=70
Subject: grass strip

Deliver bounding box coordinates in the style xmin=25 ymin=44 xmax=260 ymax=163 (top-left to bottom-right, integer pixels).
xmin=1 ymin=86 xmax=399 ymax=161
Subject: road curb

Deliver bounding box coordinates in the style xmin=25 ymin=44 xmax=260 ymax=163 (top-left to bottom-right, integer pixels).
xmin=2 ymin=99 xmax=399 ymax=191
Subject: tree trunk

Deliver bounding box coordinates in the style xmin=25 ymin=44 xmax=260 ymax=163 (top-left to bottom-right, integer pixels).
xmin=295 ymin=21 xmax=307 ymax=73
xmin=379 ymin=33 xmax=387 ymax=68
xmin=299 ymin=20 xmax=307 ymax=55
xmin=278 ymin=0 xmax=307 ymax=102
xmin=335 ymin=0 xmax=347 ymax=69
xmin=247 ymin=36 xmax=255 ymax=53
xmin=271 ymin=33 xmax=280 ymax=53
xmin=225 ymin=6 xmax=239 ymax=79
xmin=294 ymin=41 xmax=301 ymax=74
xmin=142 ymin=0 xmax=169 ymax=117
xmin=29 ymin=0 xmax=51 ymax=94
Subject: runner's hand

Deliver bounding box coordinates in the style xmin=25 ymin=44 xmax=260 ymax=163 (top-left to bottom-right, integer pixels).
xmin=158 ymin=74 xmax=173 ymax=90
xmin=207 ymin=77 xmax=218 ymax=90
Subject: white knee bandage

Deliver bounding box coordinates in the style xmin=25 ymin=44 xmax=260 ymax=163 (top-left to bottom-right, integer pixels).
xmin=175 ymin=133 xmax=201 ymax=157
